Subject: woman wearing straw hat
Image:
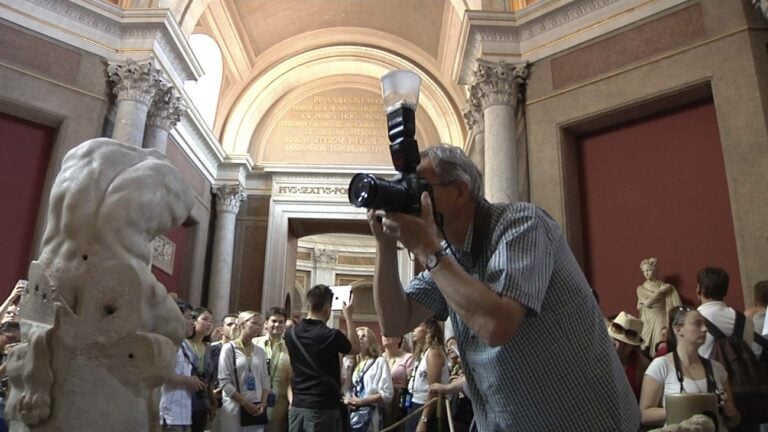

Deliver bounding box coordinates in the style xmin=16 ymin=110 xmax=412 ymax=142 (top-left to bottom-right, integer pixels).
xmin=608 ymin=312 xmax=650 ymax=401
xmin=639 ymin=306 xmax=740 ymax=430
xmin=217 ymin=311 xmax=271 ymax=432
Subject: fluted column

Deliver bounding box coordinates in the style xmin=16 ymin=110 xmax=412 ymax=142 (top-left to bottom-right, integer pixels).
xmin=208 ymin=184 xmax=246 ymax=320
xmin=469 ymin=60 xmax=528 ymax=203
xmin=464 ymin=87 xmax=485 ymax=182
xmin=107 ymin=58 xmax=162 ymax=146
xmin=144 ymin=80 xmax=185 ymax=154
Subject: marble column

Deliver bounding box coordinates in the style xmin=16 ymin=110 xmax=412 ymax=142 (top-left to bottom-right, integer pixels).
xmin=464 ymin=86 xmax=485 ymax=182
xmin=107 ymin=58 xmax=162 ymax=147
xmin=208 ymin=184 xmax=246 ymax=320
xmin=144 ymin=80 xmax=185 ymax=154
xmin=469 ymin=60 xmax=529 ymax=203
xmin=313 ymin=248 xmax=337 ymax=286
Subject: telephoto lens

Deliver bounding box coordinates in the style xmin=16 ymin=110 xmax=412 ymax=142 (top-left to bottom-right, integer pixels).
xmin=348 ymin=173 xmax=409 ymax=211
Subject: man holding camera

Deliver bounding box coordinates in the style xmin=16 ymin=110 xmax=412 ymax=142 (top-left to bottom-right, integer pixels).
xmin=369 ymin=145 xmax=639 ymax=431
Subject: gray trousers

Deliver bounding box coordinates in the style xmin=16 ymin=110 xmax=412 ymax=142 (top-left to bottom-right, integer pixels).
xmin=288 ymin=406 xmax=340 ymax=432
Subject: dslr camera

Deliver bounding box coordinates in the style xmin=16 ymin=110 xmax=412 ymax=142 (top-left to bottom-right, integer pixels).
xmin=348 ymin=71 xmax=430 ymax=215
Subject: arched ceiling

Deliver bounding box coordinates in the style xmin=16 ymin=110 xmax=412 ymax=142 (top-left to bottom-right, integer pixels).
xmin=233 ymin=0 xmax=447 ymax=61
xmin=196 ymin=0 xmax=469 ymax=168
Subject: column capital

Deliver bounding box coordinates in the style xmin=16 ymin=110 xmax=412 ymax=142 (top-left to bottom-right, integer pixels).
xmin=464 ymin=86 xmax=485 ymax=134
xmin=107 ymin=58 xmax=162 ymax=106
xmin=213 ymin=184 xmax=246 ymax=215
xmin=469 ymin=60 xmax=529 ymax=110
xmin=147 ymin=80 xmax=186 ymax=131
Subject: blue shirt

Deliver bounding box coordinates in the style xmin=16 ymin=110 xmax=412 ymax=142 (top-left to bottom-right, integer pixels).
xmin=407 ymin=201 xmax=640 ymax=431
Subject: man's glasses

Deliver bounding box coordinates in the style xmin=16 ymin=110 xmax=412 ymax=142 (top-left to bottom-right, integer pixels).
xmin=610 ymin=323 xmax=641 ymax=342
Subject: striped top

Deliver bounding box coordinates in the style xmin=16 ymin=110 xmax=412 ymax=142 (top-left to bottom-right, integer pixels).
xmin=407 ymin=201 xmax=639 ymax=431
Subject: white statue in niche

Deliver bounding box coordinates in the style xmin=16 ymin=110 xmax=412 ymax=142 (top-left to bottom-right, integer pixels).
xmin=6 ymin=138 xmax=194 ymax=432
xmin=636 ymin=257 xmax=682 ymax=351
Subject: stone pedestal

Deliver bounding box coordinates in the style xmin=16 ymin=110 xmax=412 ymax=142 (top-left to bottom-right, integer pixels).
xmin=468 ymin=60 xmax=528 ymax=203
xmin=208 ymin=185 xmax=246 ymax=320
xmin=108 ymin=59 xmax=162 ymax=147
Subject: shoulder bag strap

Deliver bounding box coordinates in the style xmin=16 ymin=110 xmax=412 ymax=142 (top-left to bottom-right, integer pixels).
xmin=180 ymin=342 xmax=201 ymax=376
xmin=230 ymin=342 xmax=240 ymax=393
xmin=700 ymin=356 xmax=717 ymax=393
xmin=754 ymin=332 xmax=768 ymax=349
xmin=702 ymin=316 xmax=726 ymax=339
xmin=733 ymin=311 xmax=745 ymax=339
xmin=288 ymin=326 xmax=342 ymax=395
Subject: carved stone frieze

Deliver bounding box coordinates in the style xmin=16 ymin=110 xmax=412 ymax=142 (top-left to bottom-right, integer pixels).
xmin=469 ymin=60 xmax=529 ymax=110
xmin=213 ymin=184 xmax=247 ymax=214
xmin=108 ymin=58 xmax=163 ymax=106
xmin=314 ymin=248 xmax=338 ymax=265
xmin=151 ymin=235 xmax=176 ymax=274
xmin=517 ymin=0 xmax=619 ymax=41
xmin=147 ymin=81 xmax=186 ymax=131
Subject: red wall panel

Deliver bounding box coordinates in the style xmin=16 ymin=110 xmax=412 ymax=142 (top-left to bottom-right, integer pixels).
xmin=151 ymin=224 xmax=189 ymax=301
xmin=577 ymin=100 xmax=743 ymax=316
xmin=0 ymin=113 xmax=54 ymax=298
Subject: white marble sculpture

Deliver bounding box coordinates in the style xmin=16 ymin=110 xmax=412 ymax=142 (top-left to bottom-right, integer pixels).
xmin=636 ymin=257 xmax=682 ymax=351
xmin=5 ymin=138 xmax=194 ymax=432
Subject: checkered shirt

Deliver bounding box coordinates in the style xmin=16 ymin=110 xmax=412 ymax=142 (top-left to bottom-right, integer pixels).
xmin=407 ymin=201 xmax=640 ymax=431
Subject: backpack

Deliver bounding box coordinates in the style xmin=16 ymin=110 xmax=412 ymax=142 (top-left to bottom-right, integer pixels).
xmin=704 ymin=311 xmax=768 ymax=425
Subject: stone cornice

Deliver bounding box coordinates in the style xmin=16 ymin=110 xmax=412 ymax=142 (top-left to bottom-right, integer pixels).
xmin=454 ymin=0 xmax=688 ymax=84
xmin=0 ymin=0 xmax=203 ymax=86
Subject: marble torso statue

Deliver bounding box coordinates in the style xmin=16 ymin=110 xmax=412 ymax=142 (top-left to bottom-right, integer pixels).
xmin=636 ymin=258 xmax=681 ymax=351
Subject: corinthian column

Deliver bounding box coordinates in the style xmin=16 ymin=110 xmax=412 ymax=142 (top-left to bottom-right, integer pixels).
xmin=464 ymin=86 xmax=485 ymax=181
xmin=208 ymin=184 xmax=246 ymax=320
xmin=469 ymin=60 xmax=528 ymax=203
xmin=144 ymin=80 xmax=185 ymax=154
xmin=107 ymin=58 xmax=162 ymax=146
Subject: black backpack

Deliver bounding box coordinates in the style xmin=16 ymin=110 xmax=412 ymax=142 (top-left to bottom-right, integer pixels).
xmin=704 ymin=311 xmax=768 ymax=425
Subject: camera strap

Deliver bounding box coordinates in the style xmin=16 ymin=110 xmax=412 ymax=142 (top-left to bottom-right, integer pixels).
xmin=672 ymin=350 xmax=716 ymax=393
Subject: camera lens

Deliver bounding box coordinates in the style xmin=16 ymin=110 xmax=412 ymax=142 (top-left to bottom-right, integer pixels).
xmin=348 ymin=174 xmax=378 ymax=208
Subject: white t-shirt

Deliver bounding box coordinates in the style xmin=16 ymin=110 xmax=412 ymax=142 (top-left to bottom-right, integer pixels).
xmin=409 ymin=347 xmax=449 ymax=404
xmin=698 ymin=302 xmax=754 ymax=358
xmin=645 ymin=355 xmax=728 ymax=430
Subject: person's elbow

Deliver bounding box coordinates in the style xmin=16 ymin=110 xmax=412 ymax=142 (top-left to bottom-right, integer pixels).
xmin=483 ymin=301 xmax=524 ymax=347
xmin=485 ymin=321 xmax=518 ymax=347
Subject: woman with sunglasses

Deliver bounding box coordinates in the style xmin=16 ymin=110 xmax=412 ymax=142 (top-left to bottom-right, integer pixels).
xmin=608 ymin=312 xmax=649 ymax=401
xmin=639 ymin=305 xmax=740 ymax=430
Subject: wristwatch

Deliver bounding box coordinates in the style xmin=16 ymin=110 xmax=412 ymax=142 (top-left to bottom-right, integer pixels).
xmin=420 ymin=415 xmax=429 ymax=423
xmin=425 ymin=247 xmax=449 ymax=271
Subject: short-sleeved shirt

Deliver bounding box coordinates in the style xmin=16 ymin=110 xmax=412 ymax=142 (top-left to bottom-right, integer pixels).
xmin=285 ymin=318 xmax=352 ymax=410
xmin=159 ymin=341 xmax=194 ymax=426
xmin=698 ymin=302 xmax=754 ymax=358
xmin=406 ymin=201 xmax=640 ymax=431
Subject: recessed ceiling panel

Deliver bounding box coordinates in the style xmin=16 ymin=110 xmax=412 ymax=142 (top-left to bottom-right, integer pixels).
xmin=234 ymin=0 xmax=445 ymax=59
